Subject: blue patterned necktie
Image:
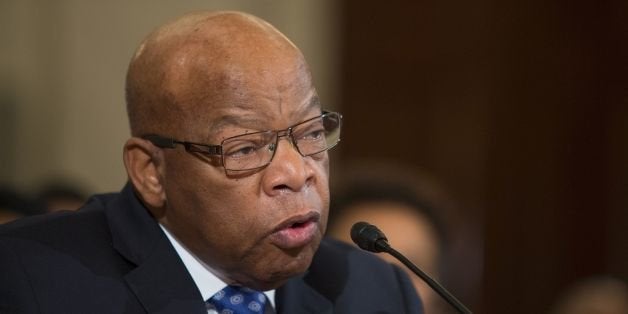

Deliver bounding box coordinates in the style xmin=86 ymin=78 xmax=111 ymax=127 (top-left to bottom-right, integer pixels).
xmin=207 ymin=285 xmax=267 ymax=314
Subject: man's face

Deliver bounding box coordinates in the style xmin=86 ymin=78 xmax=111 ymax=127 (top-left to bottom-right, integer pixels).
xmin=156 ymin=44 xmax=330 ymax=290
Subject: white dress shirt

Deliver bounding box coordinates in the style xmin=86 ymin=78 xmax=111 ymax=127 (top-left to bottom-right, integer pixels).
xmin=159 ymin=225 xmax=275 ymax=313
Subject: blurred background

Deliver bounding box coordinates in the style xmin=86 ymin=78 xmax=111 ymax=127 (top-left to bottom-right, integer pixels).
xmin=1 ymin=0 xmax=627 ymax=313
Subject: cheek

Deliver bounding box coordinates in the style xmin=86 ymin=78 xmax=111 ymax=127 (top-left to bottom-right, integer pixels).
xmin=166 ymin=179 xmax=277 ymax=275
xmin=180 ymin=180 xmax=262 ymax=235
xmin=313 ymin=158 xmax=331 ymax=229
xmin=162 ymin=158 xmax=264 ymax=249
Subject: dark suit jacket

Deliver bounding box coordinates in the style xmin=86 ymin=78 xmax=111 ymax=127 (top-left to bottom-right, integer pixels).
xmin=0 ymin=184 xmax=423 ymax=313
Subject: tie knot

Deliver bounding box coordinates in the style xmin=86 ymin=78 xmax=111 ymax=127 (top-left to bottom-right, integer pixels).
xmin=207 ymin=285 xmax=267 ymax=314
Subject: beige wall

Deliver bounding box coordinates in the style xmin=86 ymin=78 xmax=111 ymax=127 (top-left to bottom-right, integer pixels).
xmin=1 ymin=0 xmax=339 ymax=193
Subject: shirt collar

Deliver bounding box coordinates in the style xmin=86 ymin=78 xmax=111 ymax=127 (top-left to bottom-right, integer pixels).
xmin=159 ymin=224 xmax=275 ymax=307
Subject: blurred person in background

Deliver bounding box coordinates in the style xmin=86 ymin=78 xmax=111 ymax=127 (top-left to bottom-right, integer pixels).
xmin=0 ymin=186 xmax=41 ymax=224
xmin=327 ymin=160 xmax=463 ymax=313
xmin=0 ymin=187 xmax=27 ymax=224
xmin=0 ymin=179 xmax=86 ymax=224
xmin=549 ymin=276 xmax=628 ymax=314
xmin=35 ymin=181 xmax=87 ymax=212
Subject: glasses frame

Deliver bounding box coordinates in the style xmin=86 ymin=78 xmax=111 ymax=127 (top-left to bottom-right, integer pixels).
xmin=142 ymin=111 xmax=342 ymax=173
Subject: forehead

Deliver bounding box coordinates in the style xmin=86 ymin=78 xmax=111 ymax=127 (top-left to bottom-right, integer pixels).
xmin=167 ymin=47 xmax=317 ymax=136
xmin=208 ymin=93 xmax=322 ymax=132
xmin=145 ymin=13 xmax=319 ymax=138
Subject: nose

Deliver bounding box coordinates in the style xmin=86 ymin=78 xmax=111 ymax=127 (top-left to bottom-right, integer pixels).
xmin=261 ymin=136 xmax=314 ymax=195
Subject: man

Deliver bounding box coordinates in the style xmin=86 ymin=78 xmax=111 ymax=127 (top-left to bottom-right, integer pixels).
xmin=0 ymin=11 xmax=422 ymax=314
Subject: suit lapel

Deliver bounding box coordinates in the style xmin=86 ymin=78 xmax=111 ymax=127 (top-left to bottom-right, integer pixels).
xmin=123 ymin=241 xmax=206 ymax=314
xmin=106 ymin=184 xmax=206 ymax=314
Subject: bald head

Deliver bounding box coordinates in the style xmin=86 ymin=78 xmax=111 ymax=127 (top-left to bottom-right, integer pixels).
xmin=125 ymin=11 xmax=311 ymax=137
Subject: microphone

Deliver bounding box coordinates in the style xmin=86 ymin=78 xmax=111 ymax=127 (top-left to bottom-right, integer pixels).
xmin=351 ymin=221 xmax=472 ymax=314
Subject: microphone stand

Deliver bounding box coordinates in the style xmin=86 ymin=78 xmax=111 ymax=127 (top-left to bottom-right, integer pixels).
xmin=377 ymin=240 xmax=472 ymax=314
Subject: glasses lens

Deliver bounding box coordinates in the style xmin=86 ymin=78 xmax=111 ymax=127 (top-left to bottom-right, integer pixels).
xmin=220 ymin=112 xmax=342 ymax=172
xmin=293 ymin=112 xmax=342 ymax=157
xmin=221 ymin=131 xmax=276 ymax=171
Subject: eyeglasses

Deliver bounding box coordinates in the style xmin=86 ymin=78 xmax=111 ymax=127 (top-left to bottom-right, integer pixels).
xmin=143 ymin=111 xmax=342 ymax=173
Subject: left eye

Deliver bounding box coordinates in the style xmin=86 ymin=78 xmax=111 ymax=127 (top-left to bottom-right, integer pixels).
xmin=301 ymin=128 xmax=325 ymax=141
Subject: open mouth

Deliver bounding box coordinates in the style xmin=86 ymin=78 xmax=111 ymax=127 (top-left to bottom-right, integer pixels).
xmin=291 ymin=221 xmax=309 ymax=228
xmin=270 ymin=212 xmax=320 ymax=249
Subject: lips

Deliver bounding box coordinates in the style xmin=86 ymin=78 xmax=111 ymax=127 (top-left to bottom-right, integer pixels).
xmin=269 ymin=211 xmax=321 ymax=249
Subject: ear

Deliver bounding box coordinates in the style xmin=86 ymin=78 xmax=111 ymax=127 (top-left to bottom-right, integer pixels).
xmin=123 ymin=137 xmax=167 ymax=210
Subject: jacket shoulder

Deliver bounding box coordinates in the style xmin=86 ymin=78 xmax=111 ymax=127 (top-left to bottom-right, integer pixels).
xmin=0 ymin=191 xmax=139 ymax=313
xmin=0 ymin=191 xmax=127 ymax=272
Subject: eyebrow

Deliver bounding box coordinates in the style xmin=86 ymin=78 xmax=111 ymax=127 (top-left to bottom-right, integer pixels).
xmin=208 ymin=95 xmax=322 ymax=135
xmin=307 ymin=95 xmax=321 ymax=111
xmin=209 ymin=115 xmax=262 ymax=135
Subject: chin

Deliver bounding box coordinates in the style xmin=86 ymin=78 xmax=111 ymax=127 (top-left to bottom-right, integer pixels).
xmin=254 ymin=240 xmax=320 ymax=290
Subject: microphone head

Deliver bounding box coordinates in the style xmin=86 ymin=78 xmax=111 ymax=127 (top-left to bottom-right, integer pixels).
xmin=350 ymin=221 xmax=389 ymax=253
